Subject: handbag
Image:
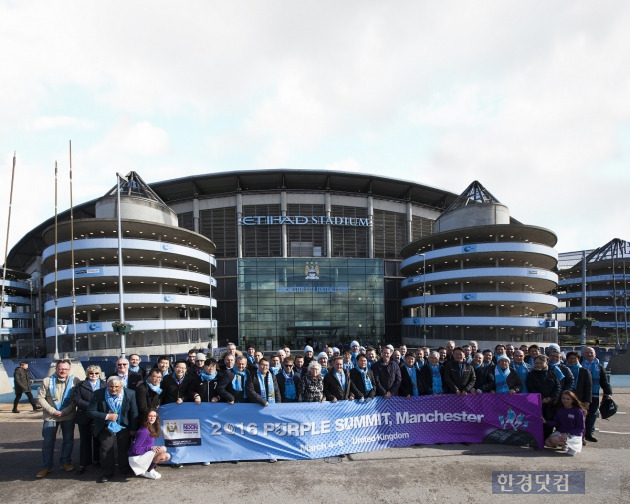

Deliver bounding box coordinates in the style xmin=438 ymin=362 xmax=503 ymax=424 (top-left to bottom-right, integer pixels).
xmin=600 ymin=396 xmax=617 ymax=420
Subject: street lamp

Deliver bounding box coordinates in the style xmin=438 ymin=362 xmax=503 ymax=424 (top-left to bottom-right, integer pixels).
xmin=418 ymin=253 xmax=427 ymax=347
xmin=116 ymin=172 xmax=128 ymax=357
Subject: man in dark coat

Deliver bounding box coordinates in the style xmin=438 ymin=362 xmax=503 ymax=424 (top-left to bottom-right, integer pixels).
xmin=350 ymin=353 xmax=377 ymax=399
xmin=161 ymin=360 xmax=193 ymax=404
xmin=217 ymin=355 xmax=250 ymax=404
xmin=372 ymin=346 xmax=401 ymax=397
xmin=248 ymin=358 xmax=282 ymax=406
xmin=324 ymin=357 xmax=360 ymax=402
xmin=13 ymin=361 xmax=40 ymax=413
xmin=135 ymin=368 xmax=163 ymax=420
xmin=581 ymin=347 xmax=613 ymax=443
xmin=565 ymin=351 xmax=593 ymax=405
xmin=87 ymin=375 xmax=138 ymax=483
xmin=443 ymin=347 xmax=476 ymax=395
xmin=526 ymin=355 xmax=561 ymax=438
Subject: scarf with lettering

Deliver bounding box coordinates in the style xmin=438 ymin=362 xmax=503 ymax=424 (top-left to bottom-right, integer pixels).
xmin=49 ymin=375 xmax=74 ymax=410
xmin=257 ymin=371 xmax=275 ymax=403
xmin=568 ymin=363 xmax=581 ymax=391
xmin=355 ymin=365 xmax=373 ymax=392
xmin=582 ymin=358 xmax=600 ymax=396
xmin=282 ymin=369 xmax=297 ymax=400
xmin=430 ymin=364 xmax=443 ymax=394
xmin=105 ymin=388 xmax=124 ymax=433
xmin=494 ymin=366 xmax=511 ymax=394
xmin=511 ymin=362 xmax=530 ymax=393
xmin=404 ymin=365 xmax=419 ymax=396
xmin=232 ymin=367 xmax=248 ymax=397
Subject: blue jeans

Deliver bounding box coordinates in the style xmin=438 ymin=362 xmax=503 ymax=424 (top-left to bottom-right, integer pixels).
xmin=41 ymin=419 xmax=75 ymax=469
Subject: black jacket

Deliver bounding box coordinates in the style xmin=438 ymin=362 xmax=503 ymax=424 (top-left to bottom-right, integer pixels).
xmin=87 ymin=387 xmax=138 ymax=436
xmin=442 ymin=361 xmax=476 ymax=394
xmin=73 ymin=378 xmax=106 ymax=424
xmin=399 ymin=365 xmax=429 ymax=396
xmin=247 ymin=371 xmax=282 ymax=405
xmin=526 ymin=368 xmax=561 ymax=420
xmin=349 ymin=368 xmax=377 ymax=399
xmin=276 ymin=371 xmax=301 ymax=402
xmin=161 ymin=374 xmax=193 ymax=404
xmin=192 ymin=372 xmax=222 ymax=402
xmin=323 ymin=369 xmax=360 ymax=401
xmin=419 ymin=364 xmax=444 ymax=395
xmin=372 ymin=360 xmax=402 ymax=396
xmin=217 ymin=369 xmax=250 ymax=403
xmin=134 ymin=381 xmax=163 ymax=419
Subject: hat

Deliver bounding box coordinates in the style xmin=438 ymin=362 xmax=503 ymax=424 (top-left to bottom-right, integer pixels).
xmin=350 ymin=340 xmax=360 ymax=348
xmin=359 ymin=346 xmax=366 ymax=353
xmin=317 ymin=352 xmax=328 ymax=360
xmin=332 ymin=347 xmax=340 ymax=355
xmin=547 ymin=343 xmax=561 ymax=354
xmin=195 ymin=352 xmax=206 ymax=361
xmin=386 ymin=344 xmax=395 ymax=352
xmin=304 ymin=345 xmax=314 ymax=353
xmin=496 ymin=355 xmax=510 ymax=363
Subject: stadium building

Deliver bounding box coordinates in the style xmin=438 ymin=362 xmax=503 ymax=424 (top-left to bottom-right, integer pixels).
xmin=1 ymin=170 xmax=561 ymax=357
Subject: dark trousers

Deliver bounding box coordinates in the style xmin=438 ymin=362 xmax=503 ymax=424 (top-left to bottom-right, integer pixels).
xmin=585 ymin=396 xmax=600 ymax=437
xmin=13 ymin=391 xmax=37 ymax=410
xmin=78 ymin=422 xmax=100 ymax=467
xmin=98 ymin=428 xmax=131 ymax=476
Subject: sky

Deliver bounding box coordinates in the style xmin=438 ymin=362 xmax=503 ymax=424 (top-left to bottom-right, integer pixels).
xmin=1 ymin=1 xmax=629 ymax=257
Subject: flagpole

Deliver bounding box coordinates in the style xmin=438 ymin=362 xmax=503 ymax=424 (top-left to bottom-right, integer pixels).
xmin=69 ymin=141 xmax=77 ymax=355
xmin=1 ymin=152 xmax=17 ymax=363
xmin=54 ymin=161 xmax=59 ymax=360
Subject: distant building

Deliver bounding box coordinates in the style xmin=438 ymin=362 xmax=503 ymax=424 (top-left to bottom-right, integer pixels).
xmin=400 ymin=181 xmax=558 ymax=346
xmin=556 ymin=238 xmax=630 ymax=348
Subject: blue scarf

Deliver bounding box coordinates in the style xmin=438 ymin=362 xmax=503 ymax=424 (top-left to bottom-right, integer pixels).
xmin=343 ymin=361 xmax=353 ymax=371
xmin=270 ymin=365 xmax=281 ymax=376
xmin=430 ymin=365 xmax=442 ymax=394
xmin=282 ymin=370 xmax=297 ymax=400
xmin=494 ymin=366 xmax=511 ymax=394
xmin=511 ymin=362 xmax=530 ymax=393
xmin=247 ymin=355 xmax=255 ymax=365
xmin=232 ymin=367 xmax=248 ymax=397
xmin=549 ymin=361 xmax=565 ymax=382
xmin=404 ymin=365 xmax=419 ymax=396
xmin=334 ymin=370 xmax=346 ymax=390
xmin=90 ymin=379 xmax=101 ymax=392
xmin=257 ymin=371 xmax=275 ymax=403
xmin=129 ymin=365 xmax=140 ymax=373
xmin=49 ymin=374 xmax=74 ymax=410
xmin=320 ymin=368 xmax=328 ymax=377
xmin=200 ymin=370 xmax=217 ymax=382
xmin=568 ymin=363 xmax=581 ymax=391
xmin=415 ymin=360 xmax=424 ymax=371
xmin=146 ymin=380 xmax=162 ymax=395
xmin=105 ymin=389 xmax=124 ymax=433
xmin=173 ymin=374 xmax=186 ymax=386
xmin=355 ymin=366 xmax=373 ymax=392
xmin=582 ymin=358 xmax=600 ymax=396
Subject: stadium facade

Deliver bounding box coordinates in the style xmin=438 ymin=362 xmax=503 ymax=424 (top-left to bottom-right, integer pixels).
xmin=1 ymin=170 xmax=562 ymax=358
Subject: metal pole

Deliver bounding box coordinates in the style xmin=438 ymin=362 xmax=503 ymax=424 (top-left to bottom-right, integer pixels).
xmin=581 ymin=251 xmax=586 ymax=352
xmin=54 ymin=161 xmax=60 ymax=360
xmin=418 ymin=253 xmax=427 ymax=347
xmin=1 ymin=152 xmax=17 ymax=361
xmin=116 ymin=173 xmax=127 ymax=357
xmin=69 ymin=141 xmax=77 ymax=355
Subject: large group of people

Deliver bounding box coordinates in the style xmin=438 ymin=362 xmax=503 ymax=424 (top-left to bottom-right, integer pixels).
xmin=27 ymin=340 xmax=614 ymax=481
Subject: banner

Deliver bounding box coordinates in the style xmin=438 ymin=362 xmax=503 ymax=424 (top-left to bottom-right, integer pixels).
xmin=157 ymin=394 xmax=543 ymax=463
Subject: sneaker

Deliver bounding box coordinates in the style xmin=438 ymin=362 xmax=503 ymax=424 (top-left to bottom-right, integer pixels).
xmin=269 ymin=458 xmax=277 ymax=463
xmin=12 ymin=409 xmax=19 ymax=414
xmin=36 ymin=469 xmax=52 ymax=478
xmin=566 ymin=448 xmax=576 ymax=456
xmin=63 ymin=464 xmax=75 ymax=472
xmin=143 ymin=471 xmax=158 ymax=479
xmin=202 ymin=461 xmax=211 ymax=466
xmin=171 ymin=463 xmax=183 ymax=469
xmin=150 ymin=469 xmax=161 ymax=479
xmin=585 ymin=435 xmax=598 ymax=442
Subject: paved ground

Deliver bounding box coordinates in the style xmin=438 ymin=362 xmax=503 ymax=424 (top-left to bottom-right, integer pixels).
xmin=1 ymin=387 xmax=629 ymax=504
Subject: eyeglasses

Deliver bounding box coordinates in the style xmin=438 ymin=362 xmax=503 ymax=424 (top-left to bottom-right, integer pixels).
xmin=117 ymin=363 xmax=129 ymax=366
xmin=284 ymin=364 xmax=293 ymax=368
xmin=88 ymin=372 xmax=100 ymax=375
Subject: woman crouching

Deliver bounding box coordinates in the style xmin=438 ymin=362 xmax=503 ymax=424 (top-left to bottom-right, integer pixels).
xmin=544 ymin=390 xmax=586 ymax=456
xmin=128 ymin=409 xmax=171 ymax=479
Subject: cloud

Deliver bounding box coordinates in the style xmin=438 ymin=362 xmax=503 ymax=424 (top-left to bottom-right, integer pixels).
xmin=31 ymin=116 xmax=97 ymax=131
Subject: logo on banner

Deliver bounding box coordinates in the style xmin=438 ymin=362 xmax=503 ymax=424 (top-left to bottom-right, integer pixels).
xmin=163 ymin=418 xmax=202 ymax=447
